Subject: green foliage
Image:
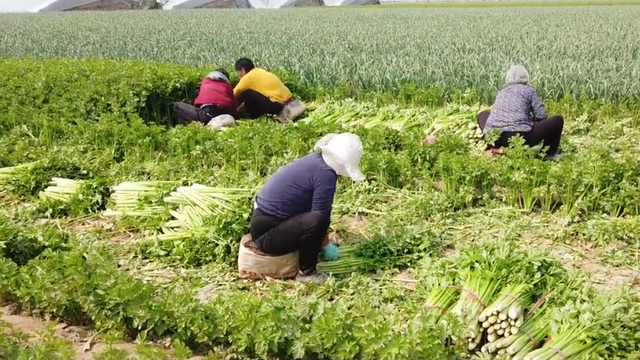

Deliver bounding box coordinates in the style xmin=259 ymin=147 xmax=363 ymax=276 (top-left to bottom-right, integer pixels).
xmin=1 ymin=7 xmax=640 ymax=106
xmin=417 ymin=240 xmax=567 ymax=300
xmin=0 ymin=242 xmax=460 ymax=359
xmin=352 ymin=226 xmax=443 ymax=272
xmin=0 ymin=216 xmax=70 ymax=266
xmin=0 ymin=27 xmax=638 ymax=359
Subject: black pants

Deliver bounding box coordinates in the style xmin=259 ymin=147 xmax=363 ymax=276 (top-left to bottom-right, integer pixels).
xmin=477 ymin=111 xmax=564 ymax=155
xmin=173 ymin=102 xmax=232 ymax=125
xmin=238 ymin=90 xmax=285 ymax=119
xmin=249 ymin=208 xmax=329 ymax=274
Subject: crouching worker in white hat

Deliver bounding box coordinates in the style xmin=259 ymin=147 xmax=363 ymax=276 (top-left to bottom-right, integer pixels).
xmin=248 ymin=133 xmax=365 ymax=283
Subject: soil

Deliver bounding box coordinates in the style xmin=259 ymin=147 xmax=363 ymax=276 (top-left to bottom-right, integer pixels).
xmin=520 ymin=233 xmax=640 ymax=291
xmin=0 ymin=306 xmax=203 ymax=359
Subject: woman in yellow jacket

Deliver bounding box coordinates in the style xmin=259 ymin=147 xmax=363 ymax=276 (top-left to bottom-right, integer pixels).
xmin=233 ymin=58 xmax=306 ymax=123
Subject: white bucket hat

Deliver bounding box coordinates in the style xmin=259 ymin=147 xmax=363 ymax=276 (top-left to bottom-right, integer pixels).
xmin=317 ymin=133 xmax=365 ymax=182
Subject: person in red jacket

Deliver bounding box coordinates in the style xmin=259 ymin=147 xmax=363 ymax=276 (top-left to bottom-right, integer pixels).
xmin=173 ymin=69 xmax=236 ymax=126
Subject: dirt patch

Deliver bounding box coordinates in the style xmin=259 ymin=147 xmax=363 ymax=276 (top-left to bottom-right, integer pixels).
xmin=1 ymin=306 xmax=98 ymax=358
xmin=195 ymin=284 xmax=217 ymax=304
xmin=0 ymin=306 xmax=206 ymax=360
xmin=109 ymin=230 xmax=142 ymax=244
xmin=521 ymin=235 xmax=640 ymax=291
xmin=390 ymin=271 xmax=418 ymax=290
xmin=343 ymin=213 xmax=367 ymax=228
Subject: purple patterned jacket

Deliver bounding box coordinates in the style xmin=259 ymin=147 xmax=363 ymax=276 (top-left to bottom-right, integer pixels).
xmin=483 ymin=84 xmax=547 ymax=134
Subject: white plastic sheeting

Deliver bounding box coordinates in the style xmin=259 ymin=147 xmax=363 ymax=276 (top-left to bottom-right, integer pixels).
xmin=324 ymin=0 xmax=379 ymax=5
xmin=170 ymin=0 xmax=252 ymax=8
xmin=0 ymin=0 xmax=46 ymax=12
xmin=38 ymin=0 xmax=141 ymax=11
xmin=171 ymin=0 xmax=322 ymax=7
xmin=0 ymin=0 xmax=375 ymax=12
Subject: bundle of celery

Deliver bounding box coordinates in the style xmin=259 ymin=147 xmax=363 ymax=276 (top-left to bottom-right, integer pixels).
xmin=316 ymin=229 xmax=433 ymax=274
xmin=478 ymin=284 xmax=531 ymax=344
xmin=480 ymin=307 xmax=550 ymax=359
xmin=449 ymin=269 xmax=501 ymax=351
xmin=0 ymin=162 xmax=39 ymax=185
xmin=522 ymin=325 xmax=595 ymax=360
xmin=103 ymin=181 xmax=176 ymax=217
xmin=315 ymin=245 xmax=364 ymax=273
xmin=39 ymin=178 xmax=84 ymax=202
xmin=158 ymin=184 xmax=251 ymax=241
xmin=423 ymin=286 xmax=459 ymax=321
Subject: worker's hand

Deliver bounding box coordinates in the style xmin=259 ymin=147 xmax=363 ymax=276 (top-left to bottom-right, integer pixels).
xmin=321 ymin=234 xmax=330 ymax=247
xmin=322 ymin=243 xmax=340 ymax=261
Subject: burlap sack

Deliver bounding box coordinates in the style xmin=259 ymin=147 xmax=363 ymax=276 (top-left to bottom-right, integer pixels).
xmin=237 ymin=234 xmax=299 ymax=280
xmin=278 ymin=99 xmax=306 ymax=123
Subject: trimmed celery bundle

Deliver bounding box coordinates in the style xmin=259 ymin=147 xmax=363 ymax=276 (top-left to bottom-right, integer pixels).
xmin=480 ymin=307 xmax=550 ymax=358
xmin=478 ymin=284 xmax=531 ymax=345
xmin=522 ymin=325 xmax=595 ymax=360
xmin=104 ymin=181 xmax=176 ymax=217
xmin=39 ymin=178 xmax=84 ymax=202
xmin=423 ymin=286 xmax=459 ymax=321
xmin=449 ymin=269 xmax=501 ymax=350
xmin=315 ymin=245 xmax=360 ymax=273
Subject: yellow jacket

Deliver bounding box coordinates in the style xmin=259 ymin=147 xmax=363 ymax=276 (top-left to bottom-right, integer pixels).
xmin=233 ymin=68 xmax=292 ymax=103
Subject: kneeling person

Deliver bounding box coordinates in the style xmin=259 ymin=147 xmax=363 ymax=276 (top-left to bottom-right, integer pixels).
xmin=248 ymin=133 xmax=365 ymax=283
xmin=477 ymin=65 xmax=564 ymax=161
xmin=173 ymin=69 xmax=236 ymax=127
xmin=233 ymin=58 xmax=306 ymax=123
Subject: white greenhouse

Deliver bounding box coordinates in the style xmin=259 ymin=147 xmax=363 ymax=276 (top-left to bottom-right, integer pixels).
xmin=0 ymin=0 xmax=377 ymax=12
xmin=38 ymin=0 xmax=142 ymax=11
xmin=169 ymin=0 xmax=252 ymax=9
xmin=168 ymin=0 xmax=325 ymax=7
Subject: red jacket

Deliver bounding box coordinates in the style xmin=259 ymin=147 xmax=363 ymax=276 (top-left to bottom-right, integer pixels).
xmin=194 ymin=78 xmax=235 ymax=110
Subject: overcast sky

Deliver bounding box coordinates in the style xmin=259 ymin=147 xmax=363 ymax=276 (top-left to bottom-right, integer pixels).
xmin=0 ymin=0 xmax=190 ymax=12
xmin=0 ymin=0 xmax=45 ymax=12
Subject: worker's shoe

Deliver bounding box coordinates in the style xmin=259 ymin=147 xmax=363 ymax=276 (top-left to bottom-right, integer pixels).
xmin=296 ymin=270 xmax=328 ymax=284
xmin=543 ymin=153 xmax=564 ymax=162
xmin=278 ymin=99 xmax=306 ymax=124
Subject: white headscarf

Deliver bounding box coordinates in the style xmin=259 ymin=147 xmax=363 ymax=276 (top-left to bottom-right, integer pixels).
xmin=206 ymin=70 xmax=230 ymax=83
xmin=316 ymin=133 xmax=365 ymax=181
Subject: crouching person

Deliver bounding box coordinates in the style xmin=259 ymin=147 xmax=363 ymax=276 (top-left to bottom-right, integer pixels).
xmin=242 ymin=133 xmax=365 ymax=283
xmin=477 ymin=65 xmax=564 ymax=161
xmin=233 ymin=58 xmax=306 ymax=123
xmin=173 ymin=69 xmax=236 ymax=128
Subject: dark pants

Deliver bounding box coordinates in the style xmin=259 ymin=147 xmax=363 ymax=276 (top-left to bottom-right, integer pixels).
xmin=238 ymin=90 xmax=285 ymax=119
xmin=477 ymin=111 xmax=564 ymax=155
xmin=249 ymin=208 xmax=329 ymax=274
xmin=173 ymin=102 xmax=232 ymax=125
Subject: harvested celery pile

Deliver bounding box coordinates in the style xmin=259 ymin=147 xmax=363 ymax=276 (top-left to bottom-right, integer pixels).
xmin=104 ymin=181 xmax=178 ymax=217
xmin=39 ymin=178 xmax=84 ymax=202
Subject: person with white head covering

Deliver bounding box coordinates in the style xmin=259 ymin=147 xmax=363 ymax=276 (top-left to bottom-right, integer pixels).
xmin=477 ymin=65 xmax=565 ymax=161
xmin=247 ymin=133 xmax=365 ymax=283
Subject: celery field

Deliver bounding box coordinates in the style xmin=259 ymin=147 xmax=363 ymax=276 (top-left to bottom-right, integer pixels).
xmin=1 ymin=6 xmax=640 ymax=101
xmin=1 ymin=4 xmax=640 ymax=360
